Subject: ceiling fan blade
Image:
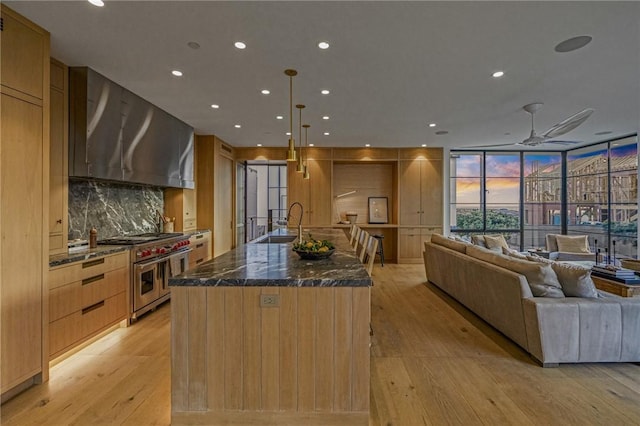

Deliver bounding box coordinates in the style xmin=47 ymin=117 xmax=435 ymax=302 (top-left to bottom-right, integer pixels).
xmin=543 ymin=140 xmax=580 ymax=145
xmin=542 ymin=108 xmax=594 ymax=138
xmin=470 ymin=142 xmax=518 ymax=148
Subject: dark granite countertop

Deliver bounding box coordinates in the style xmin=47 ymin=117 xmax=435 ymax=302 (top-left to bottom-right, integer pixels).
xmin=170 ymin=228 xmax=372 ymax=287
xmin=49 ymin=245 xmax=130 ymax=268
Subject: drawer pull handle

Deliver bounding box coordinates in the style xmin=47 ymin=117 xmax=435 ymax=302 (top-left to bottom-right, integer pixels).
xmin=196 ymin=259 xmax=204 ymax=264
xmin=82 ymin=300 xmax=105 ymax=315
xmin=82 ymin=258 xmax=104 ymax=269
xmin=82 ymin=273 xmax=105 ymax=286
xmin=195 ymin=234 xmax=204 ymax=240
xmin=196 ymin=243 xmax=204 ymax=248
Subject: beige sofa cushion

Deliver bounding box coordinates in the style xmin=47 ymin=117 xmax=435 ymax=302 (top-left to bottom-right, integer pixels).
xmin=430 ymin=233 xmax=468 ymax=254
xmin=503 ymin=247 xmax=528 ymax=259
xmin=555 ymin=235 xmax=590 ymax=253
xmin=526 ymin=255 xmax=598 ymax=298
xmin=471 ymin=235 xmax=487 ymax=248
xmin=467 ymin=245 xmax=565 ymax=298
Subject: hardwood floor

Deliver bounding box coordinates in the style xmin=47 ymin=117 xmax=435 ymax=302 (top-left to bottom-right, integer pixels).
xmin=2 ymin=264 xmax=640 ymax=425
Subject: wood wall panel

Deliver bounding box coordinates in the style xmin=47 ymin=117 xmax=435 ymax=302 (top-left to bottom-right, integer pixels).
xmin=171 ymin=285 xmax=370 ymax=422
xmin=234 ymin=147 xmax=287 ymax=162
xmin=399 ymin=147 xmax=443 ymax=160
xmin=332 ymin=148 xmax=398 ymax=161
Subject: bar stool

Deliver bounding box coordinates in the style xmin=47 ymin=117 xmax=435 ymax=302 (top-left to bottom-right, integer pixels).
xmin=371 ymin=234 xmax=384 ymax=266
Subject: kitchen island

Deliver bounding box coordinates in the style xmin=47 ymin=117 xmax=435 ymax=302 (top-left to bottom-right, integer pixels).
xmin=169 ymin=228 xmax=371 ymax=425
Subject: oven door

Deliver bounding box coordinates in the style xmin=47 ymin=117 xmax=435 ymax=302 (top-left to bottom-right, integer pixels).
xmin=133 ymin=258 xmax=162 ymax=312
xmin=161 ymin=249 xmax=191 ymax=297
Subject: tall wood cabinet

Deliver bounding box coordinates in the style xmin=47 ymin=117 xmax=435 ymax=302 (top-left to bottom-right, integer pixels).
xmin=49 ymin=58 xmax=68 ymax=254
xmin=287 ymin=149 xmax=332 ymax=226
xmin=164 ymin=188 xmax=197 ymax=232
xmin=398 ymin=150 xmax=443 ymax=263
xmin=1 ymin=5 xmax=50 ymax=396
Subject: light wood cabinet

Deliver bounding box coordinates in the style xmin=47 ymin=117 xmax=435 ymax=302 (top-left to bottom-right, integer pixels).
xmin=399 ymin=159 xmax=443 ymax=226
xmin=288 ymin=159 xmax=332 ymax=226
xmin=164 ymin=188 xmax=197 ymax=232
xmin=188 ymin=231 xmax=212 ymax=270
xmin=398 ymin=226 xmax=442 ymax=263
xmin=48 ymin=252 xmax=129 ymax=359
xmin=49 ymin=58 xmax=68 ymax=254
xmin=1 ymin=5 xmax=50 ymax=396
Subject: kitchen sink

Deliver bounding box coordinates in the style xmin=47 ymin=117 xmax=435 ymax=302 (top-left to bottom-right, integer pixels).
xmin=254 ymin=235 xmax=297 ymax=244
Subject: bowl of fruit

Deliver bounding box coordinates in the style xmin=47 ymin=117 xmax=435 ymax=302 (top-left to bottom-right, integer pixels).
xmin=292 ymin=235 xmax=335 ymax=260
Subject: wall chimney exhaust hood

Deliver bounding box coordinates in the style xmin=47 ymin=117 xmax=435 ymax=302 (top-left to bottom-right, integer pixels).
xmin=69 ymin=67 xmax=194 ymax=189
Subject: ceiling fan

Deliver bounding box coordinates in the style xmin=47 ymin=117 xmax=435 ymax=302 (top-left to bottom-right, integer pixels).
xmin=476 ymin=103 xmax=594 ymax=148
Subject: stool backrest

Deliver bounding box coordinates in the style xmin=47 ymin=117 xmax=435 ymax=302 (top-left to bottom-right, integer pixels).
xmin=365 ymin=237 xmax=378 ymax=276
xmin=350 ymin=227 xmax=361 ymax=249
xmin=358 ymin=230 xmax=369 ymax=262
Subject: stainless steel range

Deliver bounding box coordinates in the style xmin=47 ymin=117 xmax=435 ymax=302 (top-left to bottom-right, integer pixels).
xmin=98 ymin=232 xmax=191 ymax=321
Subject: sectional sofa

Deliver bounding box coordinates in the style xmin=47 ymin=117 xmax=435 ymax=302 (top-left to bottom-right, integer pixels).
xmin=423 ymin=234 xmax=640 ymax=367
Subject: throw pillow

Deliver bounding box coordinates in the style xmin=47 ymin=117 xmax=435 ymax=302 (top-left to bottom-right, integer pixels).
xmin=484 ymin=234 xmax=509 ymax=252
xmin=503 ymin=247 xmax=528 ymax=259
xmin=527 ymin=255 xmax=598 ymax=298
xmin=555 ymin=235 xmax=590 ymax=253
xmin=550 ymin=262 xmax=599 ymax=298
xmin=470 ymin=235 xmax=486 ymax=248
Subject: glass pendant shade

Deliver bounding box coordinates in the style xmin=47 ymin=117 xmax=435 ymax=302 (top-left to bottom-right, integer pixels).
xmin=287 ymin=138 xmax=297 ymax=161
xmin=303 ymin=165 xmax=310 ymax=180
xmin=296 ymin=104 xmax=305 ymax=172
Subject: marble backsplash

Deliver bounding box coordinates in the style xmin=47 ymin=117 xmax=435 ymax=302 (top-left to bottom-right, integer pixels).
xmin=68 ymin=179 xmax=163 ymax=240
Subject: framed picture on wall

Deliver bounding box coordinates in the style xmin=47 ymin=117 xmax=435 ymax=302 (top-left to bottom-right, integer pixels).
xmin=368 ymin=197 xmax=388 ymax=224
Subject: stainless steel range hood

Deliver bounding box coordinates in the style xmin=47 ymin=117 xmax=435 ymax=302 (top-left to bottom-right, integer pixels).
xmin=69 ymin=67 xmax=194 ymax=189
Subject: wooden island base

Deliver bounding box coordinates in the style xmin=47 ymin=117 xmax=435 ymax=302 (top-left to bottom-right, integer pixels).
xmin=171 ymin=286 xmax=370 ymax=425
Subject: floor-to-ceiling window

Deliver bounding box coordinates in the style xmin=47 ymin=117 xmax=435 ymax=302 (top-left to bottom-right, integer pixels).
xmin=242 ymin=162 xmax=287 ymax=243
xmin=450 ymin=135 xmax=638 ymax=258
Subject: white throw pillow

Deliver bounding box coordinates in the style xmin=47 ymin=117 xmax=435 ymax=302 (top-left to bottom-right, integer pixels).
xmin=551 ymin=262 xmax=598 ymax=298
xmin=555 ymin=235 xmax=590 ymax=253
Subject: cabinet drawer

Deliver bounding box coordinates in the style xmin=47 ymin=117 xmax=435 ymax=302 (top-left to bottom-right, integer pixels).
xmin=183 ymin=218 xmax=197 ymax=231
xmin=49 ymin=291 xmax=127 ymax=358
xmin=49 ymin=251 xmax=129 ymax=289
xmin=49 ymin=266 xmax=128 ymax=322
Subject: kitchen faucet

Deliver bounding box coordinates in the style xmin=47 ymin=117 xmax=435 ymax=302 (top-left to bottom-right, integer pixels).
xmin=287 ymin=202 xmax=304 ymax=242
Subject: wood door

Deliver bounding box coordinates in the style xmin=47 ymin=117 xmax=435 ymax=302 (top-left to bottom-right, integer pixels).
xmin=308 ymin=159 xmax=332 ymax=226
xmin=420 ymin=160 xmax=443 ymax=226
xmin=214 ymin=155 xmax=233 ymax=256
xmin=1 ymin=93 xmax=44 ymax=391
xmin=49 ymin=59 xmax=68 ymax=253
xmin=399 ymin=160 xmax=422 ymax=225
xmin=0 ymin=8 xmax=45 ymax=100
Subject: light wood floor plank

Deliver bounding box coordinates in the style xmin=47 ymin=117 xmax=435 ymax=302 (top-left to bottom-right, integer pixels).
xmin=3 ymin=265 xmax=640 ymax=426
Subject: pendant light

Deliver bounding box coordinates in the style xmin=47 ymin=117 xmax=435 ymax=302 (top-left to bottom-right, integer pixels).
xmin=295 ymin=104 xmax=305 ymax=172
xmin=284 ymin=69 xmax=297 ymax=162
xmin=302 ymin=124 xmax=310 ymax=180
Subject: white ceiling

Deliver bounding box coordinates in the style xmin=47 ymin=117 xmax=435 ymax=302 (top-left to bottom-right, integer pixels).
xmin=7 ymin=0 xmax=640 ymax=151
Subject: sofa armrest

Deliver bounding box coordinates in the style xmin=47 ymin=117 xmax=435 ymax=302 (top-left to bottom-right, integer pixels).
xmin=523 ymin=297 xmax=640 ymax=365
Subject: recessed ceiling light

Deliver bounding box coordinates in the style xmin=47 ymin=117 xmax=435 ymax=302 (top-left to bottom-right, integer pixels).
xmin=429 ymin=123 xmax=436 ymax=128
xmin=234 ymin=41 xmax=246 ymax=49
xmin=321 ymin=89 xmax=330 ymax=95
xmin=595 ymin=131 xmax=612 ymax=136
xmin=261 ymin=89 xmax=270 ymax=95
xmin=257 ymin=143 xmax=262 ymax=147
xmin=171 ymin=70 xmax=183 ymax=77
xmin=323 ymin=132 xmax=330 ymax=136
xmin=318 ymin=41 xmax=330 ymax=49
xmin=211 ymin=104 xmax=220 ymax=109
xmin=286 ymin=132 xmax=291 ymax=136
xmin=365 ymin=144 xmax=371 ymax=147
xmin=234 ymin=124 xmax=241 ymax=128
xmin=435 ymin=130 xmax=449 ymax=135
xmin=309 ymin=143 xmax=315 ymax=147
xmin=421 ymin=144 xmax=427 ymax=147
xmin=555 ymin=35 xmax=592 ymax=53
xmin=322 ymin=116 xmax=330 ymax=120
xmin=187 ymin=41 xmax=200 ymax=50
xmin=492 ymin=71 xmax=505 ymax=78
xmin=276 ymin=115 xmax=283 ymax=120
xmin=88 ymin=0 xmax=104 ymax=7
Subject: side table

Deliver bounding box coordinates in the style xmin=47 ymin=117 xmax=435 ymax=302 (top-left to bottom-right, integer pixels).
xmin=592 ymin=275 xmax=640 ymax=297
